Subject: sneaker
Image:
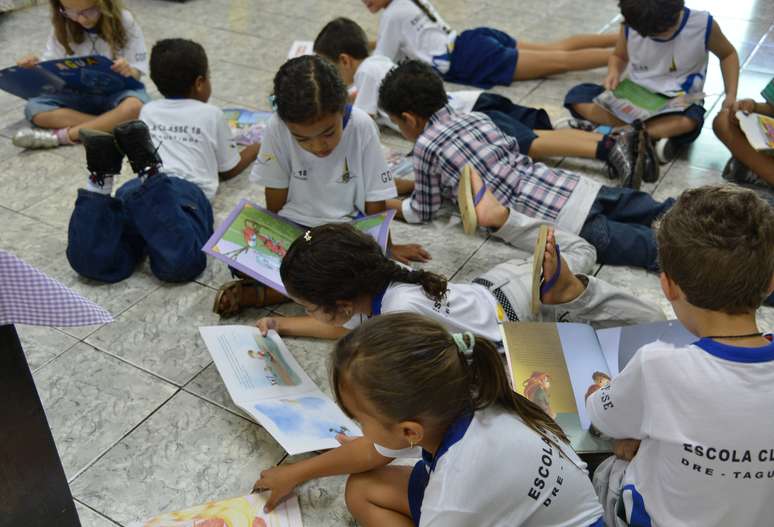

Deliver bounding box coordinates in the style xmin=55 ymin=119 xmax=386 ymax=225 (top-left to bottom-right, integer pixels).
xmin=655 ymin=137 xmax=679 ymax=164
xmin=607 ymin=125 xmax=643 ymax=190
xmin=12 ymin=128 xmax=59 ymax=149
xmin=113 ymin=120 xmax=162 ymax=175
xmin=79 ymin=129 xmax=124 ymax=186
xmin=641 ymin=135 xmax=660 ymax=183
xmin=721 ymin=158 xmax=770 ymax=188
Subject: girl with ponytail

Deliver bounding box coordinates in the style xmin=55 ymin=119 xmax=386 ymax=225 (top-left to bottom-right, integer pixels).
xmin=253 ymin=313 xmax=605 ymax=526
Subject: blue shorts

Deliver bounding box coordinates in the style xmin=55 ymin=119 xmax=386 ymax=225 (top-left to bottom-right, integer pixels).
xmin=24 ymin=88 xmax=151 ymax=121
xmin=563 ymin=82 xmax=705 ymax=146
xmin=472 ymin=92 xmax=552 ymax=153
xmin=443 ymin=27 xmax=517 ymax=89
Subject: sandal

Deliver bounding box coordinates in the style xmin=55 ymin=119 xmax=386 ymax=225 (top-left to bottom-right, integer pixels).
xmin=212 ymin=278 xmax=266 ymax=317
xmin=457 ymin=164 xmax=487 ymax=235
xmin=530 ymin=225 xmax=562 ymax=316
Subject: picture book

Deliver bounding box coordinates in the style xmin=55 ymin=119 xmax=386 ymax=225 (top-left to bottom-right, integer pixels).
xmin=128 ymin=492 xmax=302 ymax=527
xmin=736 ymin=111 xmax=774 ymax=153
xmin=762 ymin=78 xmax=774 ymax=106
xmin=500 ymin=319 xmax=696 ymax=453
xmin=223 ymin=108 xmax=273 ymax=146
xmin=0 ymin=55 xmax=145 ymax=100
xmin=594 ymin=79 xmax=704 ymax=123
xmin=382 ymin=145 xmax=414 ymax=178
xmin=287 ymin=41 xmax=314 ymax=59
xmin=199 ymin=326 xmax=361 ymax=455
xmin=202 ymin=200 xmax=395 ymax=296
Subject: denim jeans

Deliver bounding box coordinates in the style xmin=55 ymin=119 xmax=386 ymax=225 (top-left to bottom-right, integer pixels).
xmin=580 ymin=186 xmax=675 ymax=271
xmin=66 ymin=174 xmax=213 ymax=283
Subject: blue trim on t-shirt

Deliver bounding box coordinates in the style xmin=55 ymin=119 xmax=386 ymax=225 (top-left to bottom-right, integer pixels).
xmin=694 ymin=335 xmax=774 ymax=363
xmin=624 ymin=25 xmax=629 ymax=40
xmin=704 ymin=14 xmax=714 ymax=50
xmin=421 ymin=412 xmax=474 ymax=471
xmin=622 ymin=484 xmax=653 ymax=527
xmin=370 ymin=285 xmax=388 ymax=316
xmin=652 ymin=8 xmax=690 ymax=43
xmin=343 ymin=103 xmax=353 ymax=129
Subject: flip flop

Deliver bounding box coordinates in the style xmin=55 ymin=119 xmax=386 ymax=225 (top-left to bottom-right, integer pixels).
xmin=212 ymin=278 xmax=266 ymax=317
xmin=530 ymin=225 xmax=563 ymax=315
xmin=457 ymin=164 xmax=487 ymax=235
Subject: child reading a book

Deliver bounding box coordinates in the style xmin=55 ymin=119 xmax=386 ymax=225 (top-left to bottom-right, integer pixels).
xmin=255 ymin=221 xmax=664 ymax=340
xmin=66 ymin=39 xmax=256 ymax=283
xmin=213 ymin=55 xmax=429 ymax=316
xmin=586 ymin=186 xmax=774 ymax=527
xmin=564 ymin=0 xmax=739 ymax=164
xmin=314 ymin=16 xmax=656 ymax=186
xmin=379 ymin=60 xmax=675 ymax=271
xmin=13 ymin=0 xmax=150 ymax=149
xmin=713 ymin=92 xmax=774 ymax=190
xmin=253 ymin=313 xmax=606 ymax=526
xmin=362 ymin=0 xmax=617 ymax=87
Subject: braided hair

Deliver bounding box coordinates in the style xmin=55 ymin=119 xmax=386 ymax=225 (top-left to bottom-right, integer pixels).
xmin=409 ymin=0 xmax=452 ymax=34
xmin=272 ymin=55 xmax=347 ymax=124
xmin=280 ymin=223 xmax=447 ymax=315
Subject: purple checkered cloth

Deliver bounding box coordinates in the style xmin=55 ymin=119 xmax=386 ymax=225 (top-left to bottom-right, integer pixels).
xmin=0 ymin=250 xmax=112 ymax=327
xmin=406 ymin=104 xmax=580 ymax=223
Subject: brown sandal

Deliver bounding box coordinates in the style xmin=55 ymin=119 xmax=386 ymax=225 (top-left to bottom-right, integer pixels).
xmin=212 ymin=278 xmax=266 ymax=317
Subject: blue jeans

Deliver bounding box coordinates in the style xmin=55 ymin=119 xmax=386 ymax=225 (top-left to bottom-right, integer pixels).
xmin=66 ymin=174 xmax=213 ymax=283
xmin=24 ymin=88 xmax=151 ymax=121
xmin=580 ymin=186 xmax=675 ymax=271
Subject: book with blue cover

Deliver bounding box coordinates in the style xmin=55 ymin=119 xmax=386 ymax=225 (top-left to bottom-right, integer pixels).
xmin=0 ymin=55 xmax=144 ymax=100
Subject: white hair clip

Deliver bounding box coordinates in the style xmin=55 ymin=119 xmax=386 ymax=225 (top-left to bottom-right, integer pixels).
xmin=452 ymin=332 xmax=475 ymax=363
xmin=303 ymin=230 xmax=312 ymax=242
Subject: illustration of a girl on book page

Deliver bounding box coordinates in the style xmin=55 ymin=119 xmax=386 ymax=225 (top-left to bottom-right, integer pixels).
xmin=246 ymin=335 xmax=301 ymax=387
xmin=523 ymin=372 xmax=556 ymax=419
xmin=584 ymin=371 xmax=611 ymax=401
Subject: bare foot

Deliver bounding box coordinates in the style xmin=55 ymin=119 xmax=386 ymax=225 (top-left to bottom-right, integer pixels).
xmin=540 ymin=228 xmax=587 ymax=305
xmin=468 ymin=166 xmax=509 ymax=228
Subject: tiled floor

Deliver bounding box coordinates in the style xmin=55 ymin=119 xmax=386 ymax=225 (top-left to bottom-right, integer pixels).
xmin=2 ymin=0 xmax=773 ymax=525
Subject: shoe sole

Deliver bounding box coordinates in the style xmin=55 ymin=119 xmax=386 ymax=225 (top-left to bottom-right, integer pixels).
xmin=457 ymin=164 xmax=478 ymax=235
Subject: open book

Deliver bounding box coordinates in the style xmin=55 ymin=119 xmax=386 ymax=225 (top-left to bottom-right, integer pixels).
xmin=287 ymin=41 xmax=315 ymax=59
xmin=0 ymin=55 xmax=145 ymax=100
xmin=500 ymin=320 xmax=696 ymax=453
xmin=736 ymin=111 xmax=774 ymax=153
xmin=383 ymin=145 xmax=413 ymax=178
xmin=223 ymin=108 xmax=273 ymax=145
xmin=128 ymin=493 xmax=302 ymax=527
xmin=199 ymin=326 xmax=360 ymax=455
xmin=202 ymin=199 xmax=394 ymax=295
xmin=762 ymin=78 xmax=774 ymax=106
xmin=594 ymin=79 xmax=704 ymax=123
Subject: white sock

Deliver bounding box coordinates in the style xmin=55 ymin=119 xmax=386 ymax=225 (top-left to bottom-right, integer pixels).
xmin=86 ymin=175 xmax=115 ymax=195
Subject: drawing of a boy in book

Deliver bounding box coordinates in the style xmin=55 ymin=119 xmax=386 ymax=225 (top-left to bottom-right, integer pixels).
xmin=584 ymin=371 xmax=611 ymax=400
xmin=522 ymin=372 xmax=556 ymax=419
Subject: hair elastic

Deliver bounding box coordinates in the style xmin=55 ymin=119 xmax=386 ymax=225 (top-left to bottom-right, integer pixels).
xmin=452 ymin=332 xmax=475 ymax=362
xmin=268 ymin=94 xmax=278 ymax=111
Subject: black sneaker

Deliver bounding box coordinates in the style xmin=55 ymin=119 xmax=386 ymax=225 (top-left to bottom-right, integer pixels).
xmin=113 ymin=120 xmax=162 ymax=176
xmin=607 ymin=126 xmax=643 ymax=190
xmin=641 ymin=134 xmax=660 ymax=183
xmin=79 ymin=128 xmax=124 ymax=187
xmin=722 ymin=158 xmax=770 ymax=188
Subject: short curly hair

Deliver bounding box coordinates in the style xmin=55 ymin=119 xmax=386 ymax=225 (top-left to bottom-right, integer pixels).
xmin=150 ymin=38 xmax=208 ymax=98
xmin=378 ymin=60 xmax=448 ymax=119
xmin=657 ymin=186 xmax=774 ymax=314
xmin=314 ymin=17 xmax=370 ymax=61
xmin=273 ymin=55 xmax=347 ymax=124
xmin=619 ymin=0 xmax=685 ymax=37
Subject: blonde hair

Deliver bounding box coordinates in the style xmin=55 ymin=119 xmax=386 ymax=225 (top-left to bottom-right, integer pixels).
xmin=49 ymin=0 xmax=129 ymax=57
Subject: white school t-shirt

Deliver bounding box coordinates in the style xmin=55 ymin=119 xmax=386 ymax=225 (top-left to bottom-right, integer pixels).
xmin=140 ymin=99 xmax=240 ymax=201
xmin=374 ymin=0 xmax=455 ymax=65
xmin=343 ymin=281 xmax=502 ymax=344
xmin=587 ymin=336 xmax=774 ymax=527
xmin=40 ymin=10 xmax=149 ymax=77
xmin=250 ymin=108 xmax=397 ymax=227
xmin=378 ymin=407 xmax=604 ymax=527
xmin=626 ymin=8 xmax=712 ymax=96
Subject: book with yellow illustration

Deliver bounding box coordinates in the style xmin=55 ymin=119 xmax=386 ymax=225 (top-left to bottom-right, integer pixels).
xmin=128 ymin=493 xmax=302 ymax=527
xmin=500 ymin=319 xmax=695 ymax=453
xmin=736 ymin=111 xmax=774 ymax=154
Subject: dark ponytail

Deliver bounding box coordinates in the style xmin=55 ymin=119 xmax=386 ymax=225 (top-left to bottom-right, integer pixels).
xmin=280 ymin=224 xmax=447 ymax=313
xmin=333 ymin=313 xmax=569 ymax=444
xmin=409 ymin=0 xmax=452 ymax=34
xmin=272 ymin=55 xmax=347 ymax=124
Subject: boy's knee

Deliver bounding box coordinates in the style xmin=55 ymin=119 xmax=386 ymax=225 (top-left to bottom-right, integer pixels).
xmin=712 ymin=110 xmax=734 ymax=139
xmin=676 ymin=115 xmax=699 ymax=135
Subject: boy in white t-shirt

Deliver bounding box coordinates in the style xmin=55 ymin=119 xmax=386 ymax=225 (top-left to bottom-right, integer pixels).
xmin=587 ymin=186 xmax=774 ymax=527
xmin=314 ymin=17 xmax=658 ymax=188
xmin=66 ymin=39 xmax=257 ymax=284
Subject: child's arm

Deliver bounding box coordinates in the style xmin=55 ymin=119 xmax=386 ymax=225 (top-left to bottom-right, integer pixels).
xmin=707 ymin=20 xmax=739 ymax=110
xmin=734 ymin=99 xmax=774 ymax=117
xmin=367 ymin=200 xmax=432 ymax=262
xmin=265 ymin=187 xmax=289 ymax=214
xmin=219 ymin=143 xmax=261 ymax=181
xmin=256 ymin=315 xmax=350 ymax=339
xmin=254 ymin=437 xmax=393 ymax=512
xmin=604 ymin=25 xmax=629 ymax=91
xmin=386 ymin=198 xmax=405 ymax=220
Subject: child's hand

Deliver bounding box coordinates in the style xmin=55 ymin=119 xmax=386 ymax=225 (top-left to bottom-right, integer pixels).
xmin=613 ymin=439 xmax=641 ymax=461
xmin=734 ymin=98 xmax=757 ymax=115
xmin=256 ymin=317 xmax=280 ymax=336
xmin=17 ymin=55 xmax=39 ymax=68
xmin=111 ymin=58 xmax=134 ymax=77
xmin=390 ymin=243 xmax=431 ymax=264
xmin=252 ymin=465 xmax=301 ymax=512
xmin=721 ymin=96 xmax=737 ymax=113
xmin=603 ymin=71 xmax=621 ymax=91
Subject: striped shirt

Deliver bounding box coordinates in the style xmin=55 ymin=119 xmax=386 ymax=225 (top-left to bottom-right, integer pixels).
xmin=403 ymin=105 xmax=580 ymax=223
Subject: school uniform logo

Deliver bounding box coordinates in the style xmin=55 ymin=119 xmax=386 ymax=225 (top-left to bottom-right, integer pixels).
xmin=336 ymin=158 xmax=356 ymax=184
xmin=669 ymin=56 xmax=678 ymax=72
xmin=256 ymin=152 xmax=275 ymax=165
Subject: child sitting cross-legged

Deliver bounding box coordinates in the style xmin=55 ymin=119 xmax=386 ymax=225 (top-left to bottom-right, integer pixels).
xmin=254 ymin=313 xmax=607 ymax=527
xmin=66 ymin=38 xmax=257 ymax=283
xmin=587 ymin=186 xmax=774 ymax=527
xmin=379 ymin=60 xmax=674 ymax=271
